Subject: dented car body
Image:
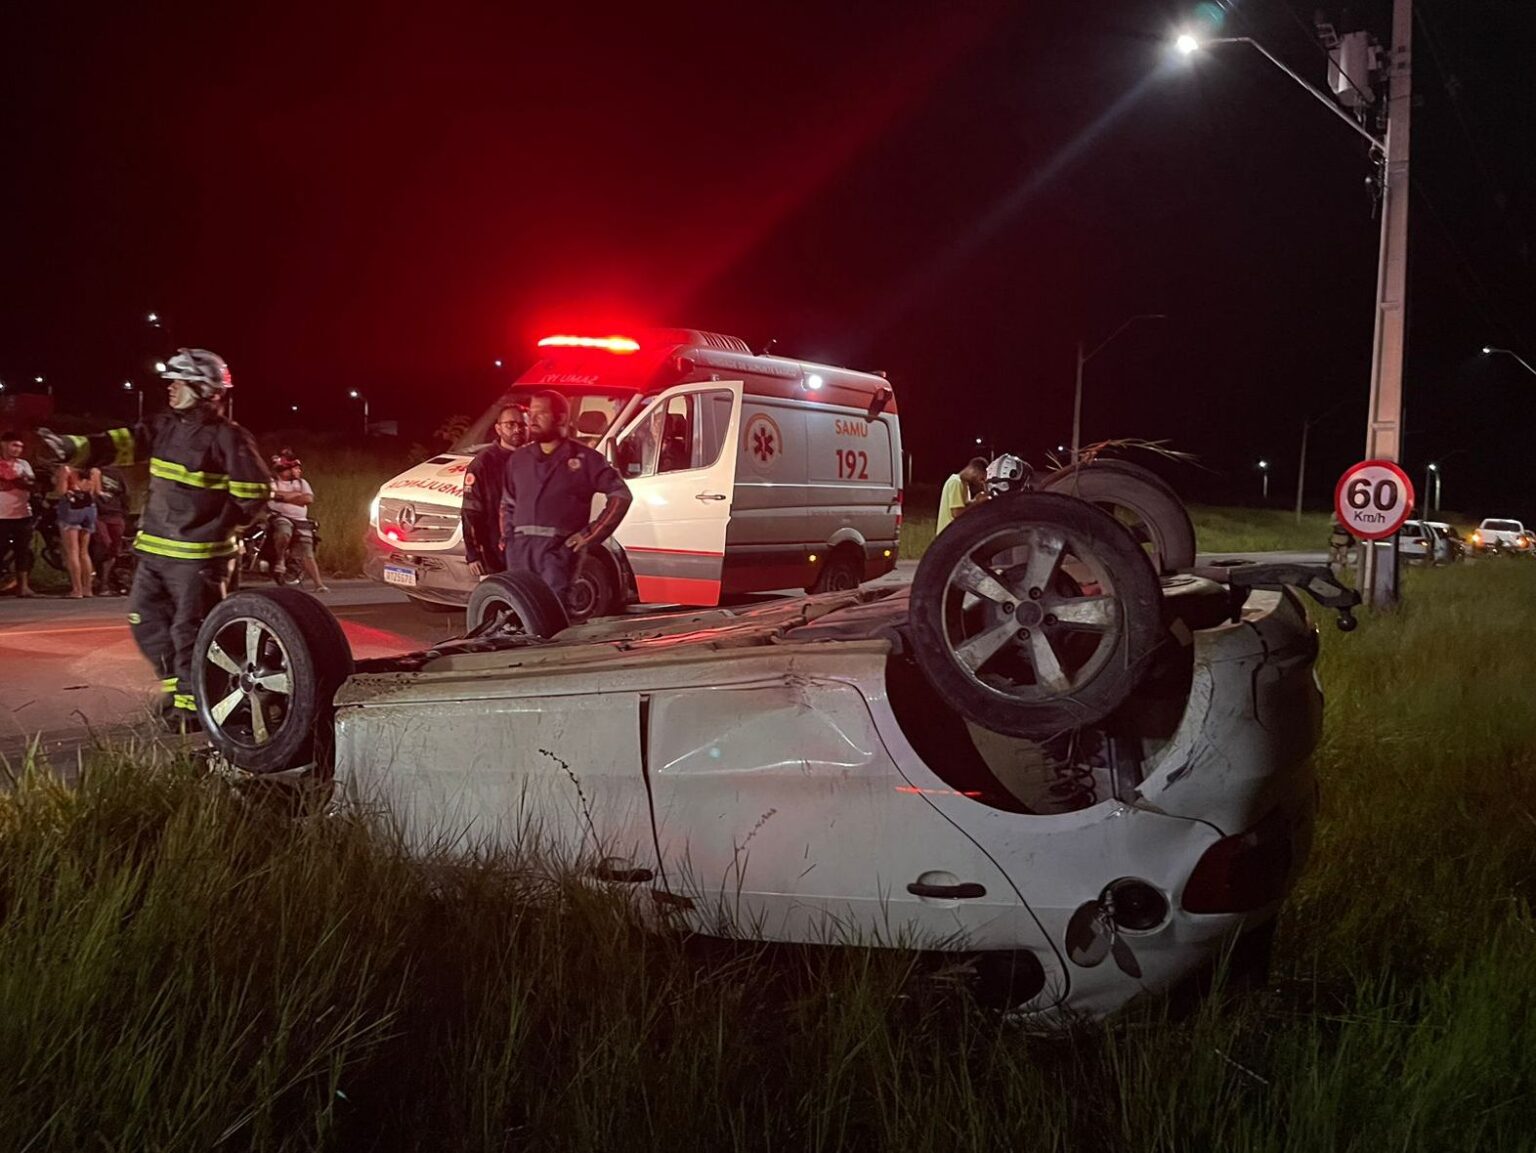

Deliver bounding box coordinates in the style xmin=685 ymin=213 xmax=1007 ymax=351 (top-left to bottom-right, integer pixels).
xmin=330 ymin=575 xmax=1322 ymax=1021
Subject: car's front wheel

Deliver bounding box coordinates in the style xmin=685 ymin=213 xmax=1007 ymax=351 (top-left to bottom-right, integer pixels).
xmin=466 ymin=570 xmax=570 ymax=638
xmin=192 ymin=588 xmax=354 ymax=774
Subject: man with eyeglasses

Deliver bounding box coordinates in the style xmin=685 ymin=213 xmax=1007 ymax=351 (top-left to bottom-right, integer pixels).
xmin=461 ymin=404 xmax=526 ymax=577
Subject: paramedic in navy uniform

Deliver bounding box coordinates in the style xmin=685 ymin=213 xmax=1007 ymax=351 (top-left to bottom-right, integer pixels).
xmin=501 ymin=390 xmax=632 ymax=604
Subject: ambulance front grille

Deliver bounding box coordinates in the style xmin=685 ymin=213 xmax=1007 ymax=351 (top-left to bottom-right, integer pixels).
xmin=377 ymin=498 xmax=459 ymax=543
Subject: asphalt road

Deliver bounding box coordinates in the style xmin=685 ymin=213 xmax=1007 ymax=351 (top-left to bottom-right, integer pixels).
xmin=0 ymin=552 xmax=1321 ymax=766
xmin=0 ymin=580 xmax=463 ymax=764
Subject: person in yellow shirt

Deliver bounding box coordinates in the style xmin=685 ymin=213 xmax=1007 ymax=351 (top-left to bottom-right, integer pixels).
xmin=936 ymin=457 xmax=990 ymax=533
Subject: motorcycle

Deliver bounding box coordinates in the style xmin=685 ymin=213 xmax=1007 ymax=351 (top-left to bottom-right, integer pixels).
xmin=239 ymin=515 xmax=322 ymax=586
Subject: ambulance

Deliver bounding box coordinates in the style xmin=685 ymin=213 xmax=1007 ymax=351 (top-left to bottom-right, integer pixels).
xmin=364 ymin=329 xmax=903 ymax=618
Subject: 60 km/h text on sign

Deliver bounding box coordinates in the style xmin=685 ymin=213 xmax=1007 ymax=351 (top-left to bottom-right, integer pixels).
xmin=1334 ymin=460 xmax=1416 ymax=541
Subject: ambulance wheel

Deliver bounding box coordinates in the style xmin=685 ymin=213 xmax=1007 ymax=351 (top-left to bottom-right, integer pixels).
xmin=466 ymin=570 xmax=569 ymax=638
xmin=193 ymin=588 xmax=355 ymax=775
xmin=811 ymin=547 xmax=863 ymax=593
xmin=908 ymin=492 xmax=1163 ymax=737
xmin=1038 ymin=459 xmax=1196 ymax=574
xmin=566 ymin=550 xmax=620 ymax=622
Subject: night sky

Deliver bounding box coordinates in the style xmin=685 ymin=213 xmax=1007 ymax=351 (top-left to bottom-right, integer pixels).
xmin=3 ymin=0 xmax=1532 ymax=517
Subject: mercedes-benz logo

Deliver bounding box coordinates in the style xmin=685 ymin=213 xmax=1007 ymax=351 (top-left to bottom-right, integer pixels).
xmin=398 ymin=504 xmax=418 ymax=530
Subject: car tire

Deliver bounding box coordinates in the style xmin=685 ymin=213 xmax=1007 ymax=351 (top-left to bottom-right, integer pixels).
xmin=810 ymin=547 xmax=863 ymax=593
xmin=908 ymin=491 xmax=1164 ymax=737
xmin=566 ymin=550 xmax=620 ymax=622
xmin=466 ymin=570 xmax=570 ymax=638
xmin=193 ymin=588 xmax=355 ymax=775
xmin=1037 ymin=459 xmax=1197 ymax=574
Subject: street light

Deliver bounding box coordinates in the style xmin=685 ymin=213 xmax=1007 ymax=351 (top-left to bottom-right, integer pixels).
xmin=1481 ymin=346 xmax=1536 ymax=378
xmin=123 ymin=380 xmax=143 ymax=423
xmin=147 ymin=311 xmax=161 ymax=327
xmin=1425 ymin=461 xmax=1441 ymax=514
xmin=1072 ymin=314 xmax=1165 ymax=463
xmin=349 ymin=389 xmax=370 ymax=436
xmin=494 ymin=359 xmax=504 ymax=369
xmin=1172 ymin=32 xmax=1383 ymax=153
xmin=1258 ymin=459 xmax=1271 ymax=501
xmin=1177 ymin=10 xmax=1410 ymax=610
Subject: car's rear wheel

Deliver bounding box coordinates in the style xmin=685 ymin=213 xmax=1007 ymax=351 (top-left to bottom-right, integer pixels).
xmin=466 ymin=570 xmax=570 ymax=638
xmin=908 ymin=492 xmax=1164 ymax=737
xmin=810 ymin=547 xmax=863 ymax=593
xmin=193 ymin=588 xmax=354 ymax=775
xmin=1037 ymin=459 xmax=1196 ymax=574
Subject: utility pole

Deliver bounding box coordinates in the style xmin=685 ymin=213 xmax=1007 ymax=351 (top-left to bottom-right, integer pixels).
xmin=1358 ymin=0 xmax=1412 ymax=608
xmin=1071 ymin=314 xmax=1165 ymax=464
xmin=1294 ymin=420 xmax=1309 ymax=524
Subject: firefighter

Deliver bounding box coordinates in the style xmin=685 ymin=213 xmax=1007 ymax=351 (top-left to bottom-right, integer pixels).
xmin=501 ymin=390 xmax=631 ymax=603
xmin=462 ymin=403 xmax=526 ymax=577
xmin=39 ymin=349 xmax=271 ymax=729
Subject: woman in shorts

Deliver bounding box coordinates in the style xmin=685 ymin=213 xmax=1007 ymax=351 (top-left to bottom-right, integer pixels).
xmin=54 ymin=464 xmax=100 ymax=598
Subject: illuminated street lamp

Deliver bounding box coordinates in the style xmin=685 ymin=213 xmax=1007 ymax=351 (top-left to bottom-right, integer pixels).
xmin=123 ymin=380 xmax=144 ymax=423
xmin=1258 ymin=459 xmax=1271 ymax=501
xmin=1481 ymin=346 xmax=1536 ymax=378
xmin=1425 ymin=461 xmax=1441 ymax=514
xmin=494 ymin=359 xmax=504 ymax=369
xmin=154 ymin=360 xmax=167 ymax=374
xmin=349 ymin=389 xmax=370 ymax=436
xmin=147 ymin=311 xmax=161 ymax=327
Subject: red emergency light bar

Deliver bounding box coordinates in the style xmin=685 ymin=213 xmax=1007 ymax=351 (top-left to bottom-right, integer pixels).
xmin=536 ymin=334 xmax=641 ymax=354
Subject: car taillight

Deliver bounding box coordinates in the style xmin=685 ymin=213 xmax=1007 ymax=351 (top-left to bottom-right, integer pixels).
xmin=1181 ymin=808 xmax=1293 ymax=914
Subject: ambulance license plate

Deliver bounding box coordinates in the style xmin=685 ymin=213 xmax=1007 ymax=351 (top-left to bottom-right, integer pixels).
xmin=382 ymin=565 xmax=418 ymax=588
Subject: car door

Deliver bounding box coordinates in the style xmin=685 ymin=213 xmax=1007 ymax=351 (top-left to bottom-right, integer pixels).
xmin=642 ymin=675 xmax=1050 ymax=953
xmin=334 ymin=686 xmax=657 ymax=888
xmin=611 ymin=382 xmax=743 ymax=606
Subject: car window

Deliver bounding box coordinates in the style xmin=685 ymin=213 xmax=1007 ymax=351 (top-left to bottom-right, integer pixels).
xmin=1400 ymin=523 xmax=1422 ymax=538
xmin=614 ymin=388 xmax=734 ymax=478
xmin=1485 ymin=520 xmax=1522 ymax=532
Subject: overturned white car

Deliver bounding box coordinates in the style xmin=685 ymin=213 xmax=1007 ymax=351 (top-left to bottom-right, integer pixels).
xmin=191 ymin=469 xmax=1358 ymax=1020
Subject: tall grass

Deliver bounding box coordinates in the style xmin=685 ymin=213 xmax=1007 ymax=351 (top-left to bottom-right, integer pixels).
xmin=3 ymin=562 xmax=1533 ymax=1150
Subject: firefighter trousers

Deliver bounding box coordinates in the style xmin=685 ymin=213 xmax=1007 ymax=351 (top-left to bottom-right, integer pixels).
xmin=127 ymin=553 xmax=231 ymax=713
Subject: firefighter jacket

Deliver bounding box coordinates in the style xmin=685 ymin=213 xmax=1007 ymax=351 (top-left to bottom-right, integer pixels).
xmin=60 ymin=404 xmax=272 ymax=561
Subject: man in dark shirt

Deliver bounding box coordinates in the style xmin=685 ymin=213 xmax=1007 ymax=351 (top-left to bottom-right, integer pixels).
xmin=461 ymin=404 xmax=525 ymax=577
xmin=501 ymin=391 xmax=631 ymax=603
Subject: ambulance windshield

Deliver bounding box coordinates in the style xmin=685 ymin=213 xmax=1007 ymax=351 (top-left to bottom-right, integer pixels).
xmin=455 ymin=388 xmax=636 ymax=452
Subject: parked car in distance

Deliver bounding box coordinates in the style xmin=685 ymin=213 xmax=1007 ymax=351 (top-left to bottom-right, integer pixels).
xmin=1424 ymin=521 xmax=1466 ymax=563
xmin=1471 ymin=518 xmax=1530 ymax=556
xmin=1399 ymin=520 xmax=1457 ymax=565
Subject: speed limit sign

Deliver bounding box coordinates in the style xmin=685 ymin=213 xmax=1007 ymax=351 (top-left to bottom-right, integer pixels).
xmin=1335 ymin=460 xmax=1416 ymax=540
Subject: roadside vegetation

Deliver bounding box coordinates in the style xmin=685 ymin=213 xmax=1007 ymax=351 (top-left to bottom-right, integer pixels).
xmin=2 ymin=562 xmax=1532 ymax=1150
